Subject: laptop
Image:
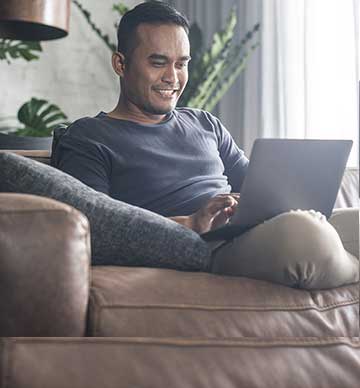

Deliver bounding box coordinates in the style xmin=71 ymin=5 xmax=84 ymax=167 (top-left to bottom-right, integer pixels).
xmin=201 ymin=138 xmax=352 ymax=241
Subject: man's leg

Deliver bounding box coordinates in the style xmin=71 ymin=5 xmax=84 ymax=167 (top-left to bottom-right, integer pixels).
xmin=210 ymin=209 xmax=359 ymax=289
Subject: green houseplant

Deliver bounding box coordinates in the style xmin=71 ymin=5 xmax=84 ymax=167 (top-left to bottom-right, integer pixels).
xmin=0 ymin=98 xmax=68 ymax=149
xmin=0 ymin=1 xmax=260 ymax=148
xmin=0 ymin=0 xmax=125 ymax=149
xmin=0 ymin=17 xmax=69 ymax=148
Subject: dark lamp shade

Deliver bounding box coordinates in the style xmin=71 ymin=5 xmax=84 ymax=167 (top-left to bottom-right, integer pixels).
xmin=0 ymin=0 xmax=70 ymax=41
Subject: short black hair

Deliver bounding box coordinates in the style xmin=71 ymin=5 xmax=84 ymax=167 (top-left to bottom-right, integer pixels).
xmin=117 ymin=1 xmax=190 ymax=56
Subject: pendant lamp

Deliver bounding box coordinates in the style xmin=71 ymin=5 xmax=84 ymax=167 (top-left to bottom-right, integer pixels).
xmin=0 ymin=0 xmax=70 ymax=41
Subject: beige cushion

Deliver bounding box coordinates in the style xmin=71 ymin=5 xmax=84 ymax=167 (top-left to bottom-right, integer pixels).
xmin=335 ymin=167 xmax=359 ymax=208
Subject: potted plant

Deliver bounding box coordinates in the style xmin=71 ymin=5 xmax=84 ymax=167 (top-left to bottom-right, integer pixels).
xmin=0 ymin=29 xmax=68 ymax=150
xmin=0 ymin=98 xmax=68 ymax=150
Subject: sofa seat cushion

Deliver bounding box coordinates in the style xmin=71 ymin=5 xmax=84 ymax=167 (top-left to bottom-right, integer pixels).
xmin=88 ymin=266 xmax=359 ymax=337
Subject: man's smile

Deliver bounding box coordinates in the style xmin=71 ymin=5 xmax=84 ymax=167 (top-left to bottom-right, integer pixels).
xmin=153 ymin=88 xmax=180 ymax=99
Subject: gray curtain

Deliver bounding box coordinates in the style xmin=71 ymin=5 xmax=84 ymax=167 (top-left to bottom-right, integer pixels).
xmin=169 ymin=0 xmax=262 ymax=156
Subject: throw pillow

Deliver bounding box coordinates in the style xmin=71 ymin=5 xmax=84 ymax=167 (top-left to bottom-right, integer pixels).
xmin=0 ymin=152 xmax=211 ymax=270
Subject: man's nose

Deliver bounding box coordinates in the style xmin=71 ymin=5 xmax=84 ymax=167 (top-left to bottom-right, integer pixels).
xmin=161 ymin=65 xmax=178 ymax=84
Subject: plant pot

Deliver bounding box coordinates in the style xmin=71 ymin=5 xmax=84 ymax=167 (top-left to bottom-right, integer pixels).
xmin=0 ymin=132 xmax=52 ymax=150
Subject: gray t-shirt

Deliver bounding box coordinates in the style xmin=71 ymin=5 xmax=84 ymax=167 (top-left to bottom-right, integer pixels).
xmin=52 ymin=108 xmax=249 ymax=216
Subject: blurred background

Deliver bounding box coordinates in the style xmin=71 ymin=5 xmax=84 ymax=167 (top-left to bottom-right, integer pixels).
xmin=0 ymin=0 xmax=358 ymax=165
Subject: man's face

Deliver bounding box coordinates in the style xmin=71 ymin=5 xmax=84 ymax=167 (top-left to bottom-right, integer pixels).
xmin=120 ymin=23 xmax=191 ymax=119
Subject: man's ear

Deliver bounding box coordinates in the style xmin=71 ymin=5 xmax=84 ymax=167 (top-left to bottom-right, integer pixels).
xmin=112 ymin=52 xmax=126 ymax=77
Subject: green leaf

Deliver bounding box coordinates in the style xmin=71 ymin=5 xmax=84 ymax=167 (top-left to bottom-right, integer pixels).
xmin=112 ymin=3 xmax=129 ymax=16
xmin=204 ymin=43 xmax=260 ymax=112
xmin=43 ymin=112 xmax=68 ymax=126
xmin=0 ymin=39 xmax=42 ymax=63
xmin=14 ymin=98 xmax=68 ymax=137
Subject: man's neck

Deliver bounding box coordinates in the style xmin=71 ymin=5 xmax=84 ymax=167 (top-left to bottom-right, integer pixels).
xmin=107 ymin=101 xmax=169 ymax=125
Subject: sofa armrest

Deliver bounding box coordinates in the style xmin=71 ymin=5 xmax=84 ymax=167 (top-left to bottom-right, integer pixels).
xmin=0 ymin=193 xmax=90 ymax=336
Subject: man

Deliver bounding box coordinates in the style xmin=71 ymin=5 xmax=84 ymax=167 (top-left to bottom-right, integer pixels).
xmin=53 ymin=1 xmax=358 ymax=289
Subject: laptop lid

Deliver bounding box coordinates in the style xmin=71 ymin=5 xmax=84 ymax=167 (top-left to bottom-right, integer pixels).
xmin=201 ymin=138 xmax=352 ymax=241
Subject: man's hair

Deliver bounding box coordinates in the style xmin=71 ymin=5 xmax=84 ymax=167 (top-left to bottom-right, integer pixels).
xmin=117 ymin=1 xmax=190 ymax=57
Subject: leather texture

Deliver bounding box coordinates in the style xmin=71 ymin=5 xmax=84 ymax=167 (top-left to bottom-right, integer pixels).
xmin=0 ymin=193 xmax=91 ymax=336
xmin=89 ymin=266 xmax=359 ymax=337
xmin=1 ymin=337 xmax=359 ymax=388
xmin=0 ymin=149 xmax=358 ymax=386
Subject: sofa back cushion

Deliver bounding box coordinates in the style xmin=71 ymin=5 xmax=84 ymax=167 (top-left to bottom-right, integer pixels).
xmin=334 ymin=167 xmax=359 ymax=208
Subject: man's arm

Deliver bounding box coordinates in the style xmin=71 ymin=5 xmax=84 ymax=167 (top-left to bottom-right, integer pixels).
xmin=209 ymin=113 xmax=249 ymax=192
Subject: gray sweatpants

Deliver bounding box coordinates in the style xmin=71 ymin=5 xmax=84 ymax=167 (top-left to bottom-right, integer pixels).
xmin=210 ymin=208 xmax=359 ymax=289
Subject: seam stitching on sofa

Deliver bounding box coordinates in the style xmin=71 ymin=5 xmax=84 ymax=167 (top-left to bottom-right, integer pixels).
xmin=93 ymin=298 xmax=359 ymax=312
xmin=95 ymin=294 xmax=101 ymax=337
xmin=0 ymin=340 xmax=6 ymax=388
xmin=8 ymin=337 xmax=360 ymax=348
xmin=83 ymin=224 xmax=92 ymax=337
xmin=87 ymin=293 xmax=96 ymax=336
xmin=2 ymin=339 xmax=13 ymax=388
xmin=0 ymin=208 xmax=80 ymax=216
xmin=89 ymin=290 xmax=103 ymax=336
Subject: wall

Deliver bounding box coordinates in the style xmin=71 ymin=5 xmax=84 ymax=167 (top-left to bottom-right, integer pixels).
xmin=0 ymin=0 xmax=141 ymax=128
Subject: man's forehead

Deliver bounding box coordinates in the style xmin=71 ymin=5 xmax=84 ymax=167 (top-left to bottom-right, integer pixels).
xmin=135 ymin=23 xmax=190 ymax=52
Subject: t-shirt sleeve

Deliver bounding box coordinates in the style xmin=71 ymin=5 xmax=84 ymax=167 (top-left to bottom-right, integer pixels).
xmin=52 ymin=131 xmax=111 ymax=195
xmin=209 ymin=114 xmax=249 ymax=192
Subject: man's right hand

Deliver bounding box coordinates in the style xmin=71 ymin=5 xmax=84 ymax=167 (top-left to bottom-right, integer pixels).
xmin=190 ymin=193 xmax=239 ymax=234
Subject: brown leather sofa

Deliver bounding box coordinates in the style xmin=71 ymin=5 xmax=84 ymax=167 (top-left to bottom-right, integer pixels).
xmin=1 ymin=337 xmax=359 ymax=388
xmin=0 ymin=154 xmax=359 ymax=387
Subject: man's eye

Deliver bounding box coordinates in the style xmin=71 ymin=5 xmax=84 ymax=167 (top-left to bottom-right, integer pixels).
xmin=152 ymin=62 xmax=165 ymax=67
